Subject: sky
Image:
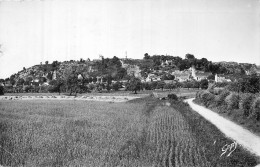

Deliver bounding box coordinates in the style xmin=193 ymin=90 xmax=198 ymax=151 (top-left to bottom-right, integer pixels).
xmin=0 ymin=0 xmax=259 ymax=78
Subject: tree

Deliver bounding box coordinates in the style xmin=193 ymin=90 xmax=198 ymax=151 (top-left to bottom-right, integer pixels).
xmin=156 ymin=81 xmax=166 ymax=91
xmin=200 ymin=79 xmax=209 ymax=89
xmin=191 ymin=80 xmax=200 ymax=89
xmin=63 ymin=66 xmax=80 ymax=96
xmin=48 ymin=79 xmax=64 ymax=94
xmin=39 ymin=77 xmax=47 ymax=85
xmin=46 ymin=72 xmax=53 ymax=80
xmin=161 ymin=74 xmax=168 ymax=81
xmin=127 ymin=77 xmax=142 ymax=94
xmin=207 ymin=74 xmax=215 ymax=80
xmin=240 ymin=74 xmax=260 ymax=93
xmin=183 ymin=81 xmax=192 ymax=90
xmin=185 ymin=53 xmax=195 ymax=60
xmin=164 ymin=83 xmax=172 ymax=90
xmin=167 ymin=74 xmax=175 ymax=80
xmin=151 ymin=81 xmax=158 ymax=90
xmin=51 ymin=60 xmax=59 ymax=70
xmin=10 ymin=75 xmax=16 ymax=85
xmin=143 ymin=82 xmax=152 ymax=90
xmin=17 ymin=78 xmax=25 ymax=86
xmin=144 ymin=53 xmax=150 ymax=60
xmin=112 ymin=81 xmax=121 ymax=91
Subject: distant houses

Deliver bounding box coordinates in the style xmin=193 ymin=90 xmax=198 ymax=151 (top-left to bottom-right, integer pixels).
xmin=172 ymin=66 xmax=211 ymax=82
xmin=214 ymin=74 xmax=231 ymax=82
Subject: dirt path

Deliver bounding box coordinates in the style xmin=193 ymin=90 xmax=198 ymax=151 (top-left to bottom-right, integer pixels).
xmin=184 ymin=98 xmax=260 ymax=159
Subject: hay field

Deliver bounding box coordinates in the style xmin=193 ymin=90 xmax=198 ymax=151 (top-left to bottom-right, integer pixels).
xmin=0 ymin=98 xmax=257 ymax=166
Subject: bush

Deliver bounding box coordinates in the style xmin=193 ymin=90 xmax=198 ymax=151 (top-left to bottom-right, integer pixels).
xmin=88 ymin=83 xmax=95 ymax=91
xmin=200 ymin=91 xmax=215 ymax=107
xmin=215 ymin=82 xmax=229 ymax=88
xmin=195 ymin=91 xmax=201 ymax=99
xmin=207 ymin=83 xmax=215 ymax=94
xmin=112 ymin=82 xmax=121 ymax=91
xmin=0 ymin=85 xmax=4 ymax=95
xmin=23 ymin=85 xmax=34 ymax=92
xmin=239 ymin=93 xmax=255 ymax=117
xmin=250 ymin=97 xmax=260 ymax=121
xmin=212 ymin=88 xmax=223 ymax=95
xmin=200 ymin=79 xmax=208 ymax=89
xmin=143 ymin=82 xmax=152 ymax=90
xmin=225 ymin=93 xmax=239 ymax=110
xmin=168 ymin=93 xmax=178 ymax=100
xmin=39 ymin=85 xmax=49 ymax=93
xmin=215 ymin=90 xmax=230 ymax=106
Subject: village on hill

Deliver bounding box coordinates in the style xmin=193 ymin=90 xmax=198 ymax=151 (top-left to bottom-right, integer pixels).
xmin=0 ymin=53 xmax=260 ymax=94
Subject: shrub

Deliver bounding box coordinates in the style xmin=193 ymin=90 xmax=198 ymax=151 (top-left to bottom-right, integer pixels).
xmin=112 ymin=82 xmax=120 ymax=91
xmin=200 ymin=79 xmax=209 ymax=89
xmin=200 ymin=91 xmax=215 ymax=107
xmin=88 ymin=83 xmax=95 ymax=91
xmin=143 ymin=82 xmax=152 ymax=90
xmin=168 ymin=93 xmax=178 ymax=100
xmin=196 ymin=91 xmax=202 ymax=99
xmin=225 ymin=93 xmax=239 ymax=110
xmin=0 ymin=85 xmax=4 ymax=95
xmin=250 ymin=97 xmax=260 ymax=121
xmin=207 ymin=82 xmax=215 ymax=94
xmin=213 ymin=88 xmax=223 ymax=95
xmin=215 ymin=90 xmax=230 ymax=106
xmin=39 ymin=85 xmax=49 ymax=93
xmin=239 ymin=93 xmax=255 ymax=117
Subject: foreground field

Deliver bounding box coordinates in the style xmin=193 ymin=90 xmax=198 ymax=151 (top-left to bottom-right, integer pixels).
xmin=0 ymin=97 xmax=258 ymax=166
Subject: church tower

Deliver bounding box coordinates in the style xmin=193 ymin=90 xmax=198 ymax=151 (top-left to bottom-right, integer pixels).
xmin=191 ymin=65 xmax=196 ymax=79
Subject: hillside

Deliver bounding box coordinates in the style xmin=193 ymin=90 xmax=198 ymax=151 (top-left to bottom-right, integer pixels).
xmin=0 ymin=54 xmax=259 ymax=94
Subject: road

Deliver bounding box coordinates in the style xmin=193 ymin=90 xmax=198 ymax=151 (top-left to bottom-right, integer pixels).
xmin=184 ymin=98 xmax=260 ymax=159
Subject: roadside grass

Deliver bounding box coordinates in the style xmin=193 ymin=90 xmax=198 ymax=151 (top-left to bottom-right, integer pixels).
xmin=171 ymin=100 xmax=259 ymax=166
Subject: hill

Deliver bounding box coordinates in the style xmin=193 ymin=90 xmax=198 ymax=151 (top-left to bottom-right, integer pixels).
xmin=0 ymin=53 xmax=259 ymax=94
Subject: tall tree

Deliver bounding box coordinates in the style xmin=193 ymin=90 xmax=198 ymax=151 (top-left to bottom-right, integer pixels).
xmin=127 ymin=77 xmax=142 ymax=94
xmin=144 ymin=53 xmax=150 ymax=60
xmin=63 ymin=66 xmax=79 ymax=96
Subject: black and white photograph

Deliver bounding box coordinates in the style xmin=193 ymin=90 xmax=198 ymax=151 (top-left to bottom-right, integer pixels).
xmin=0 ymin=0 xmax=260 ymax=166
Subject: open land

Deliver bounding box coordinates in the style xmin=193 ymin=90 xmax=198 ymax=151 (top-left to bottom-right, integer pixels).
xmin=0 ymin=95 xmax=258 ymax=166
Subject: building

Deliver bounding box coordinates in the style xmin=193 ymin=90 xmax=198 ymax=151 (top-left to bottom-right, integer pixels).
xmin=172 ymin=66 xmax=211 ymax=82
xmin=145 ymin=73 xmax=161 ymax=82
xmin=215 ymin=74 xmax=231 ymax=82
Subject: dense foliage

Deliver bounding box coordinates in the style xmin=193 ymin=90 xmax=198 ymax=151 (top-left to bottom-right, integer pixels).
xmin=0 ymin=85 xmax=4 ymax=95
xmin=196 ymin=86 xmax=260 ymax=122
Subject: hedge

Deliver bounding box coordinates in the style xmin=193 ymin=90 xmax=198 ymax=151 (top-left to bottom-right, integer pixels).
xmin=200 ymin=91 xmax=215 ymax=107
xmin=215 ymin=90 xmax=230 ymax=106
xmin=225 ymin=93 xmax=239 ymax=110
xmin=250 ymin=97 xmax=260 ymax=121
xmin=239 ymin=93 xmax=255 ymax=117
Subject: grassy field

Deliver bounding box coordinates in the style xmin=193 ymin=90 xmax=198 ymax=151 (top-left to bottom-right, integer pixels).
xmin=4 ymin=88 xmax=198 ymax=98
xmin=0 ymin=96 xmax=258 ymax=166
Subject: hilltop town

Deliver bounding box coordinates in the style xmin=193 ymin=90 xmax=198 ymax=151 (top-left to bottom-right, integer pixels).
xmin=0 ymin=53 xmax=260 ymax=94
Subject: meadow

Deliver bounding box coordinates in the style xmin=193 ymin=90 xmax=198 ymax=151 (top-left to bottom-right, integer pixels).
xmin=0 ymin=96 xmax=258 ymax=166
